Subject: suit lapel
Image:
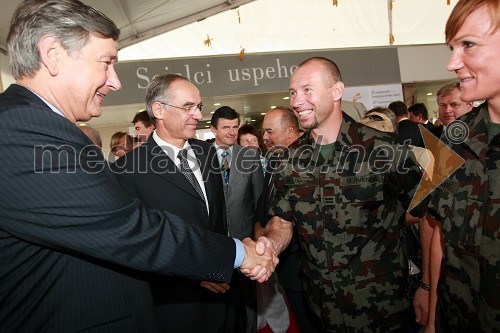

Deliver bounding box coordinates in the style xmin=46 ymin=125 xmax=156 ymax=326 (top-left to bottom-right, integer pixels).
xmin=146 ymin=139 xmax=204 ymax=201
xmin=228 ymin=145 xmax=240 ymax=187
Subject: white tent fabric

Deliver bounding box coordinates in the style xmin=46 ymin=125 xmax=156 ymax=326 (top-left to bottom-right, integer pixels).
xmin=119 ymin=0 xmax=457 ymax=61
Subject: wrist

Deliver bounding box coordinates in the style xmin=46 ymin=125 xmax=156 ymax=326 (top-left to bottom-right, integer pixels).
xmin=419 ymin=279 xmax=431 ymax=292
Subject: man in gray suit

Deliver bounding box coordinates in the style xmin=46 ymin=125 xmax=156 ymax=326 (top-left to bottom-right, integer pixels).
xmin=211 ymin=106 xmax=264 ymax=333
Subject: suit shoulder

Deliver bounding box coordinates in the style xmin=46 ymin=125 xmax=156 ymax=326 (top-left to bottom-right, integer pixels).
xmin=189 ymin=139 xmax=215 ymax=157
xmin=190 ymin=138 xmax=212 ymax=150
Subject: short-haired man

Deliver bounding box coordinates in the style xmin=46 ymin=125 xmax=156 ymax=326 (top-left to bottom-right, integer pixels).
xmin=211 ymin=106 xmax=264 ymax=333
xmin=259 ymin=57 xmax=427 ymax=332
xmin=111 ymin=74 xmax=242 ymax=332
xmin=432 ymin=81 xmax=473 ymax=138
xmin=0 ymin=1 xmax=274 ymax=331
xmin=132 ymin=110 xmax=155 ymax=142
xmin=255 ymin=107 xmax=319 ymax=333
xmin=409 ymin=103 xmax=436 ymax=130
xmin=389 ymin=100 xmax=425 ymax=147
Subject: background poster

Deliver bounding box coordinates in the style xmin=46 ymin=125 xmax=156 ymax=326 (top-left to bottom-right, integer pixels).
xmin=343 ymin=84 xmax=403 ymax=110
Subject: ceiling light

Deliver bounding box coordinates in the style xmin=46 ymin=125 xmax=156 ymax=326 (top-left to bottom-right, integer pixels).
xmin=210 ymin=111 xmax=215 ymax=114
xmin=283 ymin=96 xmax=290 ymax=100
xmin=426 ymin=93 xmax=432 ymax=96
xmin=260 ymin=112 xmax=266 ymax=115
xmin=214 ymin=103 xmax=221 ymax=106
xmin=270 ymin=106 xmax=276 ymax=109
xmin=251 ymin=119 xmax=256 ymax=122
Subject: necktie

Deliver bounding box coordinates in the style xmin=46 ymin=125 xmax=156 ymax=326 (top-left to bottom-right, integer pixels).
xmin=221 ymin=151 xmax=230 ymax=186
xmin=178 ymin=149 xmax=205 ymax=199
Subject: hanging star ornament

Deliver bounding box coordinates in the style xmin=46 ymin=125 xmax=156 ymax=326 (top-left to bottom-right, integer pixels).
xmin=332 ymin=0 xmax=338 ymax=6
xmin=204 ymin=35 xmax=213 ymax=47
xmin=239 ymin=47 xmax=246 ymax=61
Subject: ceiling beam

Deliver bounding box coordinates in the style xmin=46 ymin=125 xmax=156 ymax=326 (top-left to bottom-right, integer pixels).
xmin=117 ymin=0 xmax=256 ymax=50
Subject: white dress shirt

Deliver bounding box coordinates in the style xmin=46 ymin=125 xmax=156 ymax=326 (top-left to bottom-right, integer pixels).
xmin=152 ymin=131 xmax=209 ymax=214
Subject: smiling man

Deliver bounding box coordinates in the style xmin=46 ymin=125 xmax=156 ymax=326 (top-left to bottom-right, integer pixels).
xmin=111 ymin=74 xmax=242 ymax=333
xmin=0 ymin=1 xmax=275 ymax=332
xmin=259 ymin=57 xmax=428 ymax=332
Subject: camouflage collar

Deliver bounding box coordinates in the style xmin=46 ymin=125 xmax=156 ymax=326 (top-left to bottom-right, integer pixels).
xmin=288 ymin=112 xmax=359 ymax=167
xmin=456 ymin=103 xmax=489 ymax=163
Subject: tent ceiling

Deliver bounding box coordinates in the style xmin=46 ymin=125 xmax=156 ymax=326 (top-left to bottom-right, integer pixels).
xmin=0 ymin=0 xmax=255 ymax=54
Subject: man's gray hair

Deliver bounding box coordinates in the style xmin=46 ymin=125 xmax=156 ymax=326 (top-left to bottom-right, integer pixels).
xmin=145 ymin=74 xmax=190 ymax=120
xmin=7 ymin=0 xmax=120 ymax=80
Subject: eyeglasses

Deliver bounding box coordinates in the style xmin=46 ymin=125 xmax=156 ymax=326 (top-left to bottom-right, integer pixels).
xmin=157 ymin=101 xmax=204 ymax=113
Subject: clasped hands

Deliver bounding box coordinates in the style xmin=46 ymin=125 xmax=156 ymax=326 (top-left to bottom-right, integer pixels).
xmin=239 ymin=236 xmax=278 ymax=283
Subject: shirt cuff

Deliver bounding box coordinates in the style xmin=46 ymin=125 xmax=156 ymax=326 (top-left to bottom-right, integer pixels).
xmin=233 ymin=238 xmax=245 ymax=268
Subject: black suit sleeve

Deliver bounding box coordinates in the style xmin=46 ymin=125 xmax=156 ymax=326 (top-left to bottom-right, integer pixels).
xmin=0 ymin=102 xmax=234 ymax=282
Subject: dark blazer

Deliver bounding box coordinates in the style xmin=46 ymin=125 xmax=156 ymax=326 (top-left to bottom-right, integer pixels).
xmin=254 ymin=153 xmax=302 ymax=290
xmin=431 ymin=125 xmax=444 ymax=139
xmin=111 ymin=137 xmax=232 ymax=332
xmin=422 ymin=121 xmax=436 ymax=131
xmin=0 ymin=84 xmax=235 ymax=333
xmin=396 ymin=118 xmax=425 ymax=147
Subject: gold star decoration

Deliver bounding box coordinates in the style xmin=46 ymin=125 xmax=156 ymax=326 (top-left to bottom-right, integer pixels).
xmin=447 ymin=0 xmax=450 ymax=4
xmin=239 ymin=47 xmax=245 ymax=61
xmin=332 ymin=0 xmax=338 ymax=6
xmin=237 ymin=9 xmax=241 ymax=23
xmin=204 ymin=35 xmax=213 ymax=47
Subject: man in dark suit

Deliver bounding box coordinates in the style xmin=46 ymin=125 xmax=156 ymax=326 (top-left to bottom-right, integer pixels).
xmin=111 ymin=74 xmax=241 ymax=333
xmin=389 ymin=100 xmax=425 ymax=147
xmin=210 ymin=106 xmax=264 ymax=333
xmin=409 ymin=103 xmax=436 ymax=131
xmin=0 ymin=1 xmax=275 ymax=332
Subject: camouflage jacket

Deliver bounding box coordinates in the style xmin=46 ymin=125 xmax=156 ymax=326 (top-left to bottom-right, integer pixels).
xmin=269 ymin=112 xmax=426 ymax=333
xmin=429 ymin=103 xmax=500 ymax=333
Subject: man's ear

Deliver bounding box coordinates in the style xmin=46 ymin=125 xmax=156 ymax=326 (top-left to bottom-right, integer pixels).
xmin=210 ymin=125 xmax=217 ymax=135
xmin=39 ymin=35 xmax=63 ymax=76
xmin=152 ymin=103 xmax=164 ymax=120
xmin=332 ymin=81 xmax=344 ymax=102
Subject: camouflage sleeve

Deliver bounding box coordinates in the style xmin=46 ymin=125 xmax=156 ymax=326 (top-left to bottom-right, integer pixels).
xmin=391 ymin=143 xmax=429 ymax=217
xmin=267 ymin=166 xmax=294 ymax=224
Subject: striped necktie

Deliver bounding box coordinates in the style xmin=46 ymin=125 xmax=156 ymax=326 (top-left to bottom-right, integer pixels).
xmin=178 ymin=149 xmax=205 ymax=199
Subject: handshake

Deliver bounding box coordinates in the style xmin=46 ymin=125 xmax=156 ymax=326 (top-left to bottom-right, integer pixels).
xmin=239 ymin=236 xmax=279 ymax=283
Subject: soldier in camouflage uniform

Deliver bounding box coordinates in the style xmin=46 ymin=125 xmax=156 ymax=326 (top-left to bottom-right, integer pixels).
xmin=418 ymin=1 xmax=500 ymax=332
xmin=261 ymin=57 xmax=427 ymax=332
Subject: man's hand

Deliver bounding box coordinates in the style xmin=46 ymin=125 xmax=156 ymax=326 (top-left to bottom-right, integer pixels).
xmin=200 ymin=281 xmax=230 ymax=294
xmin=239 ymin=237 xmax=277 ymax=283
xmin=413 ymin=286 xmax=429 ymax=325
xmin=262 ymin=216 xmax=293 ymax=255
xmin=253 ymin=222 xmax=265 ymax=240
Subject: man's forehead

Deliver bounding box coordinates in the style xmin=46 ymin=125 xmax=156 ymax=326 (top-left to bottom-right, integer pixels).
xmin=218 ymin=118 xmax=239 ymax=126
xmin=264 ymin=113 xmax=282 ymax=129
